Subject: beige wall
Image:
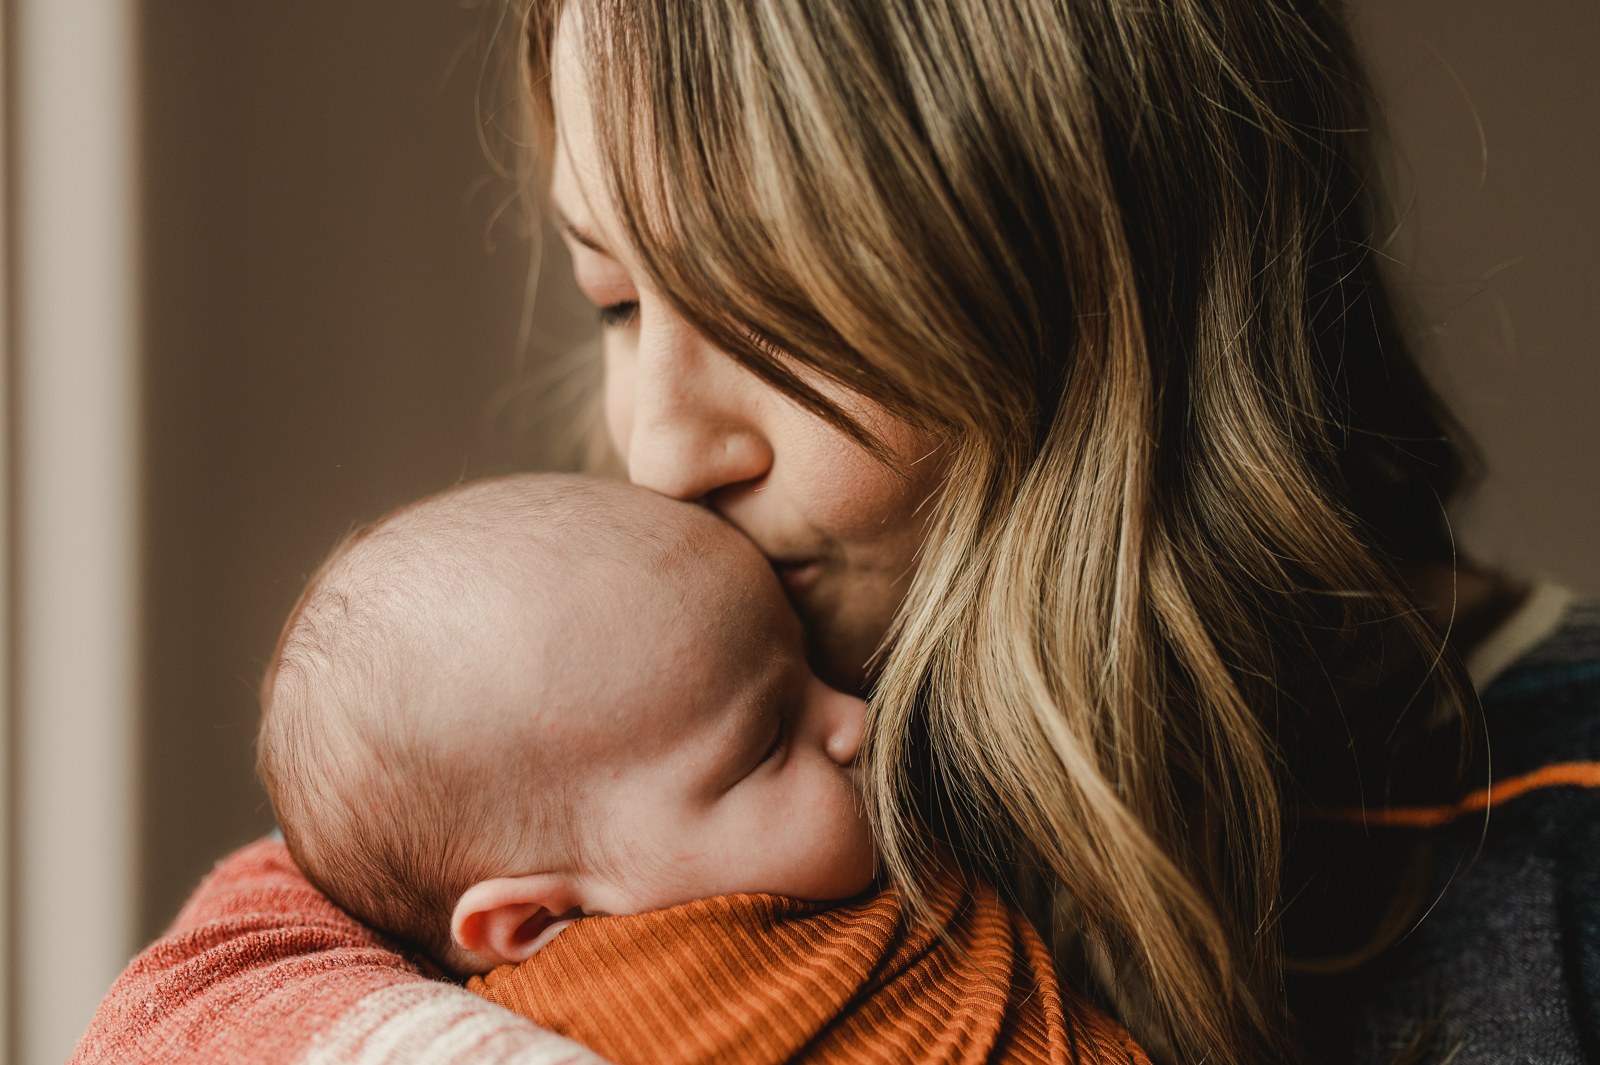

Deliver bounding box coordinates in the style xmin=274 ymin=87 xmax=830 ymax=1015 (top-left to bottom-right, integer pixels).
xmin=135 ymin=0 xmax=1599 ymax=944
xmin=136 ymin=0 xmax=593 ymax=940
xmin=1352 ymin=0 xmax=1600 ymax=598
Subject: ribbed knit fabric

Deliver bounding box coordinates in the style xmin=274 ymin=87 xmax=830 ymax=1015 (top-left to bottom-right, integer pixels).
xmin=468 ymin=857 xmax=1148 ymax=1065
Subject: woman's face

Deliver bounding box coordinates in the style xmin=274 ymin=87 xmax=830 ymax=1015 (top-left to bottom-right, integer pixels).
xmin=548 ymin=26 xmax=944 ymax=694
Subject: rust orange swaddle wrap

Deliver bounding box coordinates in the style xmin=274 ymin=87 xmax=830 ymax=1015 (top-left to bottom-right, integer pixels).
xmin=467 ymin=856 xmax=1149 ymax=1065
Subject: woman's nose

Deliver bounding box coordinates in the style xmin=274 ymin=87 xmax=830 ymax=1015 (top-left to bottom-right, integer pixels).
xmin=614 ymin=304 xmax=773 ymax=502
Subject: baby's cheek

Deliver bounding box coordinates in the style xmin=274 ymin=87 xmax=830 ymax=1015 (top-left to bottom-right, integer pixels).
xmin=843 ymin=813 xmax=879 ymax=892
xmin=806 ymin=776 xmax=877 ymax=899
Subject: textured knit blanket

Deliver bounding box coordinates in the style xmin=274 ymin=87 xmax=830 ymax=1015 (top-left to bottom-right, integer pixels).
xmin=68 ymin=838 xmax=611 ymax=1065
xmin=467 ymin=856 xmax=1149 ymax=1065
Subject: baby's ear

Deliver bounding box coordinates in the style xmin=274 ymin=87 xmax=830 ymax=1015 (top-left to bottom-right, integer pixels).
xmin=450 ymin=876 xmax=584 ymax=970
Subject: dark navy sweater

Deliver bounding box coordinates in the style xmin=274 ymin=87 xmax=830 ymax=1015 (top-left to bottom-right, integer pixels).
xmin=1288 ymin=597 xmax=1600 ymax=1064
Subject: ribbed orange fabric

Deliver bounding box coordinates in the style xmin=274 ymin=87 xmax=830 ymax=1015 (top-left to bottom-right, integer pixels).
xmin=468 ymin=858 xmax=1148 ymax=1065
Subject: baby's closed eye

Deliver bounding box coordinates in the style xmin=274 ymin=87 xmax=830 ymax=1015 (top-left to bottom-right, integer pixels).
xmin=724 ymin=709 xmax=786 ymax=794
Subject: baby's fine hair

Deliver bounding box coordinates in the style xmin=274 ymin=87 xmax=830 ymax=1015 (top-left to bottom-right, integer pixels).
xmin=257 ymin=474 xmax=688 ymax=961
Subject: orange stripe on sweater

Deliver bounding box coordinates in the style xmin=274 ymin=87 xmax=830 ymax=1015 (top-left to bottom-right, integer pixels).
xmin=1300 ymin=761 xmax=1600 ymax=828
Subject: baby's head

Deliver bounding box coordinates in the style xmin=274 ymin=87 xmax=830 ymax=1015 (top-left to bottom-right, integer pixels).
xmin=259 ymin=474 xmax=874 ymax=973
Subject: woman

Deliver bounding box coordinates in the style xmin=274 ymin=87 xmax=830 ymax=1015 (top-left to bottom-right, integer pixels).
xmin=75 ymin=0 xmax=1598 ymax=1062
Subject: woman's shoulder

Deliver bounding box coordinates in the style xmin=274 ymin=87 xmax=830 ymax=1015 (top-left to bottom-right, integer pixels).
xmin=71 ymin=838 xmax=610 ymax=1065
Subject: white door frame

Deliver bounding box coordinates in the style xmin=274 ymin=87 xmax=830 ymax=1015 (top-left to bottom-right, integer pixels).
xmin=7 ymin=0 xmax=142 ymax=1061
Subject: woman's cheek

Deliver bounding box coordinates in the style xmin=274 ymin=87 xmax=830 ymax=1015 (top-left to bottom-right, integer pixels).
xmin=603 ymin=339 xmax=636 ymax=461
xmin=783 ymin=414 xmax=941 ymax=542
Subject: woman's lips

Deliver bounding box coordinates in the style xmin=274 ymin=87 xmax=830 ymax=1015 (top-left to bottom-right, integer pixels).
xmin=772 ymin=559 xmax=824 ymax=592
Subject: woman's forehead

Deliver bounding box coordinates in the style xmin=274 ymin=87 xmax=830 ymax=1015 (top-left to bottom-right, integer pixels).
xmin=546 ymin=28 xmax=629 ymax=264
xmin=546 ymin=65 xmax=594 ymax=221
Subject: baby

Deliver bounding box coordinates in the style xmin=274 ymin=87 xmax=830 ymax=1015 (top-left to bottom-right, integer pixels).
xmin=260 ymin=473 xmax=1147 ymax=1065
xmin=260 ymin=473 xmax=875 ymax=971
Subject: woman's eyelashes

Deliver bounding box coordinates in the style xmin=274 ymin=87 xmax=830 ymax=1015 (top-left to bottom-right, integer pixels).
xmin=598 ymin=300 xmax=639 ymax=329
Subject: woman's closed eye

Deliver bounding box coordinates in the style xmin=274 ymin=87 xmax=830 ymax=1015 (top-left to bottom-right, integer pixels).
xmin=598 ymin=300 xmax=639 ymax=329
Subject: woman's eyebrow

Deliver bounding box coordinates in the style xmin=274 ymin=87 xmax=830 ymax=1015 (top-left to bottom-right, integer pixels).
xmin=553 ymin=210 xmax=610 ymax=255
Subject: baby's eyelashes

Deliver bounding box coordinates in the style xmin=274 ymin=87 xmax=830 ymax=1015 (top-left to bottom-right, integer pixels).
xmin=758 ymin=717 xmax=786 ymax=765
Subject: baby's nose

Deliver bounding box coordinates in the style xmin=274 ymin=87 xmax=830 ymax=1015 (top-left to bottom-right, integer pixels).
xmin=823 ymin=690 xmax=868 ymax=767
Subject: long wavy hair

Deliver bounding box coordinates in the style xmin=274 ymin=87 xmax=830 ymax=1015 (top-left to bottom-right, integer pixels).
xmin=520 ymin=0 xmax=1475 ymax=1059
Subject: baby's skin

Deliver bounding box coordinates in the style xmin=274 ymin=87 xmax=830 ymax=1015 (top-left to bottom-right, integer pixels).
xmin=262 ymin=474 xmax=876 ymax=975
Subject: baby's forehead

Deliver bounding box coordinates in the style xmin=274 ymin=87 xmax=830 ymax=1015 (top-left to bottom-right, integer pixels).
xmin=294 ymin=478 xmax=793 ymax=824
xmin=414 ymin=478 xmax=716 ymax=562
xmin=331 ymin=480 xmax=697 ymax=598
xmin=321 ymin=472 xmax=774 ymax=674
xmin=347 ymin=476 xmax=753 ymax=664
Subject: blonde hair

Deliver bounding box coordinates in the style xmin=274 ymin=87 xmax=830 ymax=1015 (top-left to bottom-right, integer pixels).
xmin=520 ymin=0 xmax=1474 ymax=1060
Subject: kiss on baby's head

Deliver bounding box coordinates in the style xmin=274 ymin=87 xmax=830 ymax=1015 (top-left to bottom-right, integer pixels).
xmin=258 ymin=474 xmax=875 ymax=974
